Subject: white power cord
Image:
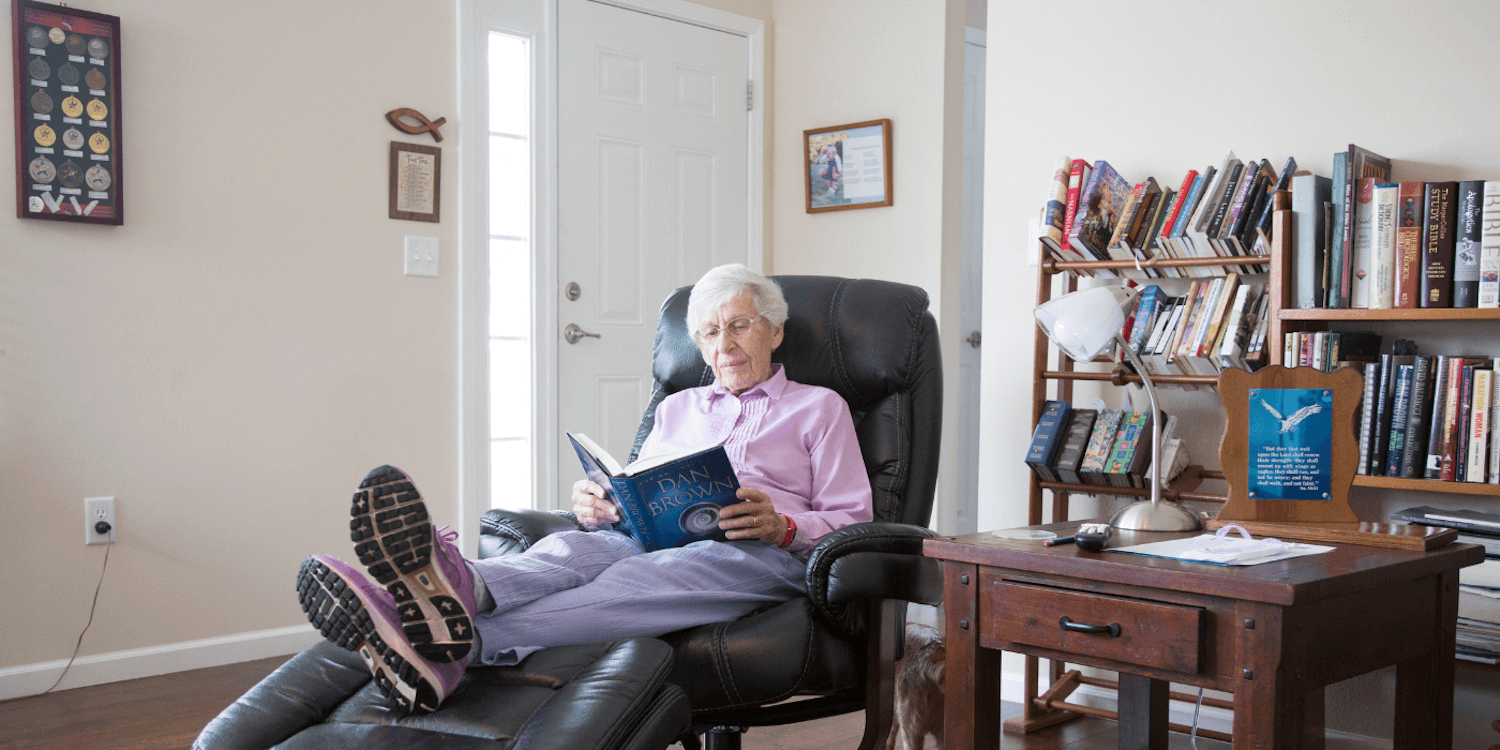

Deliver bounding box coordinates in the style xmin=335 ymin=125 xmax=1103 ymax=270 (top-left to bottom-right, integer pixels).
xmin=1190 ymin=686 xmax=1205 ymax=749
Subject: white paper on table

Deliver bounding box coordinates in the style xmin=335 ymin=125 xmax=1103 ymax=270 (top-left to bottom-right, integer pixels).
xmin=1108 ymin=534 xmax=1334 ymax=566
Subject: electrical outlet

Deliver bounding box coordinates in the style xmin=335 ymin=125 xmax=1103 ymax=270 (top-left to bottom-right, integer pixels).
xmin=85 ymin=496 xmax=115 ymax=545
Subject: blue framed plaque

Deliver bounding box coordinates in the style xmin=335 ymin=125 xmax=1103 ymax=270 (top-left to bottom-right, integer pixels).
xmin=1247 ymin=388 xmax=1333 ymax=501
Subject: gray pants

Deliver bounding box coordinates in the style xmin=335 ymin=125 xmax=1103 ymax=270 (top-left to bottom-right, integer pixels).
xmin=471 ymin=529 xmax=807 ymax=665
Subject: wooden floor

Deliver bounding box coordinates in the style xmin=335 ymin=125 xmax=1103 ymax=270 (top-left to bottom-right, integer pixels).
xmin=0 ymin=656 xmax=1229 ymax=750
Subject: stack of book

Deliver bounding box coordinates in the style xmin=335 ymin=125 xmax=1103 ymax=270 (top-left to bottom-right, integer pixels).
xmin=1283 ymin=146 xmax=1500 ymax=310
xmin=1120 ymin=280 xmax=1270 ymax=387
xmin=1025 ymin=402 xmax=1187 ymax=489
xmin=1357 ymin=354 xmax=1499 ymax=483
xmin=1282 ymin=331 xmax=1381 ymax=373
xmin=1037 ymin=153 xmax=1290 ymax=279
xmin=1390 ymin=506 xmax=1500 ymax=663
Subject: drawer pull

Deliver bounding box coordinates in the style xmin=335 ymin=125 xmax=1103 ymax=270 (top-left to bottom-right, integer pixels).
xmin=1059 ymin=616 xmax=1121 ymax=637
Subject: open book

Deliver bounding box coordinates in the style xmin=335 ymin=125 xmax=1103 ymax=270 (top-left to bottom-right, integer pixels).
xmin=566 ymin=433 xmax=741 ymax=551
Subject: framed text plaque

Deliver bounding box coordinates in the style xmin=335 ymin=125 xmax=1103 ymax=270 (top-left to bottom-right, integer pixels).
xmin=1246 ymin=387 xmax=1334 ymax=500
xmin=12 ymin=0 xmax=123 ymax=224
xmin=389 ymin=141 xmax=441 ymax=223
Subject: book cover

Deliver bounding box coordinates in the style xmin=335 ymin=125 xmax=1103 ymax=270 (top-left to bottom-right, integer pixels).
xmin=1395 ymin=182 xmax=1426 ymax=308
xmin=1104 ymin=411 xmax=1152 ymax=488
xmin=1053 ymin=409 xmax=1098 ymax=485
xmin=1228 ymin=161 xmax=1275 ymax=269
xmin=1170 ymin=165 xmax=1214 ymax=277
xmin=1079 ymin=409 xmax=1124 ymax=485
xmin=1038 ymin=156 xmax=1071 ymax=256
xmin=1207 ymin=162 xmax=1245 ymax=248
xmin=1337 ymin=145 xmax=1394 ymax=307
xmin=1443 ymin=359 xmax=1491 ymax=480
xmin=1072 ymin=161 xmax=1132 ymax=264
xmin=1454 ymin=180 xmax=1485 ymax=308
xmin=1140 ymin=188 xmax=1177 ymax=277
xmin=567 ymin=433 xmax=739 ymax=552
xmin=1424 ymin=355 xmax=1451 ymax=479
xmin=1128 ymin=286 xmax=1166 ymax=356
xmin=1371 ymin=183 xmax=1399 ymax=309
xmin=1350 ymin=178 xmax=1378 ymax=308
xmin=1187 ymin=153 xmax=1239 ymax=274
xmin=1217 ymin=283 xmax=1260 ymax=370
xmin=1370 ymin=353 xmax=1414 ymax=475
xmin=1253 ymin=156 xmax=1299 ymax=240
xmin=1056 ymin=159 xmax=1096 ymax=273
xmin=1386 ymin=364 xmax=1414 ymax=477
xmin=1358 ymin=361 xmax=1378 ymax=475
xmin=1400 ymin=355 xmax=1432 ymax=478
xmin=1474 ymin=369 xmax=1494 ymax=482
xmin=1291 ymin=174 xmax=1333 ymax=308
xmin=1421 ymin=181 xmax=1459 ymax=308
xmin=1024 ymin=400 xmax=1071 ymax=483
xmin=1327 ymin=151 xmax=1350 ymax=308
xmin=1483 ymin=182 xmax=1500 ymax=309
xmin=1171 ymin=279 xmax=1212 ymax=378
xmin=1107 ymin=180 xmax=1151 ymax=261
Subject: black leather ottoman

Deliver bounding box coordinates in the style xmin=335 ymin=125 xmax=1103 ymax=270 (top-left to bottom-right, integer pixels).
xmin=193 ymin=637 xmax=691 ymax=750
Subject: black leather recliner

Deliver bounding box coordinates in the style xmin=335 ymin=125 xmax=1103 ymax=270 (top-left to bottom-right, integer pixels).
xmin=481 ymin=276 xmax=945 ymax=750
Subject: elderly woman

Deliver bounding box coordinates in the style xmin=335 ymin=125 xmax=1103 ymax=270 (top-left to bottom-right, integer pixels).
xmin=298 ymin=264 xmax=873 ymax=714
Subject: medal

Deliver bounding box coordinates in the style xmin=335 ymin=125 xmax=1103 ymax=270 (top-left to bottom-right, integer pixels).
xmin=29 ymin=57 xmax=51 ymax=81
xmin=87 ymin=37 xmax=109 ymax=59
xmin=86 ymin=98 xmax=108 ymax=121
xmin=58 ymin=63 xmax=81 ymax=86
xmin=34 ymin=123 xmax=56 ymax=147
xmin=62 ymin=127 xmax=84 ymax=150
xmin=85 ymin=68 xmax=106 ymax=91
xmin=61 ymin=95 xmax=84 ymax=119
xmin=65 ymin=34 xmax=85 ymax=56
xmin=59 ymin=161 xmax=83 ymax=189
xmin=88 ymin=132 xmax=110 ymax=154
xmin=48 ymin=27 xmax=66 ymax=45
xmin=27 ymin=26 xmax=49 ymax=48
xmin=30 ymin=156 xmax=57 ymax=184
xmin=31 ymin=89 xmax=54 ymax=114
xmin=86 ymin=165 xmax=111 ymax=191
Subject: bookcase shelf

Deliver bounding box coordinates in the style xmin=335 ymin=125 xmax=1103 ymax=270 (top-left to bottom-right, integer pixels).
xmin=1352 ymin=475 xmax=1500 ymax=497
xmin=1281 ymin=307 xmax=1500 ymax=321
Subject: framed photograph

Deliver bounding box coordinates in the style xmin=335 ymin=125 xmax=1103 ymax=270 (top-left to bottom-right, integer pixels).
xmin=804 ymin=119 xmax=892 ymax=213
xmin=389 ymin=141 xmax=441 ymax=223
xmin=12 ymin=0 xmax=124 ymax=225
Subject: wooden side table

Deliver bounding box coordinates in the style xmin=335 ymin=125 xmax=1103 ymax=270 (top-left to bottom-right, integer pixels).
xmin=925 ymin=523 xmax=1484 ymax=750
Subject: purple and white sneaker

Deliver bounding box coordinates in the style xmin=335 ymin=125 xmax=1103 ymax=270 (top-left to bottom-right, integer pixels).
xmin=349 ymin=465 xmax=478 ymax=664
xmin=296 ymin=554 xmax=465 ymax=714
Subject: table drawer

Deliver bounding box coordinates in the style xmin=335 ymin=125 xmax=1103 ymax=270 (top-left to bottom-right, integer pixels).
xmin=983 ymin=578 xmax=1204 ymax=674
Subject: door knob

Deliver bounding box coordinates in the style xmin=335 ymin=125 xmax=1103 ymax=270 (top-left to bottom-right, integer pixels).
xmin=564 ymin=323 xmax=601 ymax=344
xmin=965 ymin=330 xmax=982 ymax=348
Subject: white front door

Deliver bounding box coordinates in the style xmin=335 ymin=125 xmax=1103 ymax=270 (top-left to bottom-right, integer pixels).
xmin=955 ymin=29 xmax=986 ymax=534
xmin=555 ymin=0 xmax=751 ymax=479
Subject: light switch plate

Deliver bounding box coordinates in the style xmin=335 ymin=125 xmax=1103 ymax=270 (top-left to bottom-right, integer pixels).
xmin=404 ymin=236 xmax=439 ymax=277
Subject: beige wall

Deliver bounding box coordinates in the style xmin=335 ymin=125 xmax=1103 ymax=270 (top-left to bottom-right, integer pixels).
xmin=769 ymin=0 xmax=967 ymax=531
xmin=984 ymin=0 xmax=1500 ymax=742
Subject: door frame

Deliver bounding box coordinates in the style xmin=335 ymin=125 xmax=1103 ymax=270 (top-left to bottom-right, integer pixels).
xmin=458 ymin=0 xmax=765 ymax=553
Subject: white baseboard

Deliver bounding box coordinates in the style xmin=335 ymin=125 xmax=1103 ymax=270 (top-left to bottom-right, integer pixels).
xmin=1001 ymin=671 xmax=1391 ymax=749
xmin=0 ymin=625 xmax=320 ymax=701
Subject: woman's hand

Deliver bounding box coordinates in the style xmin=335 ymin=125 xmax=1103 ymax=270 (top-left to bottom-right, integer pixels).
xmin=718 ymin=488 xmax=788 ymax=545
xmin=571 ymin=479 xmax=619 ymax=527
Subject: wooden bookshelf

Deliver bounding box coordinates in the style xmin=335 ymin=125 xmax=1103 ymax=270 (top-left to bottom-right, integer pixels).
xmin=1353 ymin=475 xmax=1500 ymax=497
xmin=1281 ymin=307 xmax=1500 ymax=321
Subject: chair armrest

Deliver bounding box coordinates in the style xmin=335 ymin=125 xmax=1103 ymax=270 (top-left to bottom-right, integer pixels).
xmin=803 ymin=522 xmax=942 ymax=637
xmin=480 ymin=508 xmax=584 ymax=559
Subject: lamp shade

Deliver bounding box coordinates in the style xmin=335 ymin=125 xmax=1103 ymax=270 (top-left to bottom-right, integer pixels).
xmin=1033 ymin=285 xmax=1138 ymax=362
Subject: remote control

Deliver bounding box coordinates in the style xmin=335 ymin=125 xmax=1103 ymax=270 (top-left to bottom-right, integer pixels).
xmin=1076 ymin=523 xmax=1112 ymax=553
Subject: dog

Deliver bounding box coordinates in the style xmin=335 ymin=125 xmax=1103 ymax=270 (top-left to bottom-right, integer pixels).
xmin=884 ymin=623 xmax=945 ymax=750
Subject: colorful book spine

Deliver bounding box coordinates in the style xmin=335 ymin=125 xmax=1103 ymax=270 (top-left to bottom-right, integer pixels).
xmin=1079 ymin=409 xmax=1124 ymax=485
xmin=1386 ymin=364 xmax=1414 ymax=477
xmin=1358 ymin=361 xmax=1378 ymax=475
xmin=1024 ymin=400 xmax=1071 ymax=483
xmin=1327 ymin=151 xmax=1350 ymax=308
xmin=1395 ymin=182 xmax=1426 ymax=308
xmin=1371 ymin=183 xmax=1399 ymax=309
xmin=1492 ymin=358 xmax=1500 ymax=483
xmin=1400 ymin=355 xmax=1435 ymax=479
xmin=1454 ymin=180 xmax=1485 ymax=308
xmin=1350 ymin=178 xmax=1378 ymax=308
xmin=1482 ymin=182 xmax=1500 ymax=308
xmin=1440 ymin=357 xmax=1468 ymax=480
xmin=1423 ymin=356 xmax=1450 ymax=479
xmin=1103 ymin=411 xmax=1150 ymax=488
xmin=1038 ymin=156 xmax=1071 ymax=256
xmin=1421 ymin=181 xmax=1459 ymax=308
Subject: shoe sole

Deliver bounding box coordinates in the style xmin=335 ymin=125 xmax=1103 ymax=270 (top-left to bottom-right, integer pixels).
xmin=349 ymin=465 xmax=474 ymax=664
xmin=296 ymin=556 xmax=444 ymax=714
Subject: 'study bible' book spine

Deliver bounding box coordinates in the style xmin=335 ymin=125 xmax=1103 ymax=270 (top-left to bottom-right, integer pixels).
xmin=1421 ymin=181 xmax=1459 ymax=308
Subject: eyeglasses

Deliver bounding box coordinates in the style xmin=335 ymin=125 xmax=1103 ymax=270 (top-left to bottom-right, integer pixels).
xmin=694 ymin=315 xmax=762 ymax=344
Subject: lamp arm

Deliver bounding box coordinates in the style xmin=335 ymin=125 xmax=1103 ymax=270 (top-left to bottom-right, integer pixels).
xmin=1113 ymin=333 xmax=1160 ymax=506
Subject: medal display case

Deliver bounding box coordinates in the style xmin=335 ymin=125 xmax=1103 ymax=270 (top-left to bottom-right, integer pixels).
xmin=12 ymin=0 xmax=122 ymax=225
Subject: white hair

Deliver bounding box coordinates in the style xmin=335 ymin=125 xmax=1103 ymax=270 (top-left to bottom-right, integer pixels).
xmin=686 ymin=264 xmax=788 ymax=333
